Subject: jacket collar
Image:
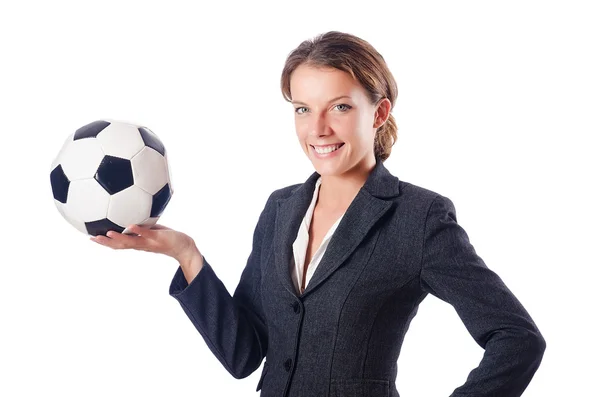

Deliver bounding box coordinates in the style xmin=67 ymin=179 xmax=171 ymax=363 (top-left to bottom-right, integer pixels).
xmin=278 ymin=156 xmax=400 ymax=206
xmin=273 ymin=157 xmax=401 ymax=298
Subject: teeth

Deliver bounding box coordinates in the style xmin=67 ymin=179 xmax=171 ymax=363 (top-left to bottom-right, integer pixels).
xmin=314 ymin=144 xmax=342 ymax=154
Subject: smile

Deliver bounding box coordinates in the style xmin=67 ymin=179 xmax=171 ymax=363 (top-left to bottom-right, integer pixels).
xmin=311 ymin=143 xmax=345 ymax=157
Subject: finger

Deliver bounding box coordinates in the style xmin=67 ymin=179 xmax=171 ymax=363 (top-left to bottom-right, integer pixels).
xmin=90 ymin=231 xmax=139 ymax=250
xmin=150 ymin=224 xmax=170 ymax=230
xmin=106 ymin=230 xmax=146 ymax=248
xmin=127 ymin=224 xmax=158 ymax=239
xmin=90 ymin=234 xmax=122 ymax=249
xmin=150 ymin=223 xmax=171 ymax=230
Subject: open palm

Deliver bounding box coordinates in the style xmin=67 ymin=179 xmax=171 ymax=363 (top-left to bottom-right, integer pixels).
xmin=90 ymin=224 xmax=194 ymax=261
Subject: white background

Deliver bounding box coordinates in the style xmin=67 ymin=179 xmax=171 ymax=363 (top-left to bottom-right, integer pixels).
xmin=1 ymin=1 xmax=598 ymax=396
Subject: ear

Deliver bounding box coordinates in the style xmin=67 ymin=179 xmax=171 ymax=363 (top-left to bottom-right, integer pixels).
xmin=373 ymin=97 xmax=392 ymax=129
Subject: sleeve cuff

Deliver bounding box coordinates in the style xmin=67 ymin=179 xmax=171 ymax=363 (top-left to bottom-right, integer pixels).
xmin=168 ymin=255 xmax=209 ymax=297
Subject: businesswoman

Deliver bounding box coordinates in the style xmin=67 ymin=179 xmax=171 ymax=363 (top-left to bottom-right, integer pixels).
xmin=91 ymin=31 xmax=546 ymax=397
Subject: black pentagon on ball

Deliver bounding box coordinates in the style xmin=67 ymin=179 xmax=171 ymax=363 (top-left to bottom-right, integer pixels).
xmin=151 ymin=183 xmax=172 ymax=217
xmin=74 ymin=120 xmax=111 ymax=140
xmin=50 ymin=164 xmax=70 ymax=203
xmin=138 ymin=127 xmax=166 ymax=156
xmin=95 ymin=155 xmax=134 ymax=194
xmin=85 ymin=219 xmax=125 ymax=236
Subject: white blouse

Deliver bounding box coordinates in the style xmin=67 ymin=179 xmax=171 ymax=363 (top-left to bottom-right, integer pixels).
xmin=290 ymin=176 xmax=347 ymax=294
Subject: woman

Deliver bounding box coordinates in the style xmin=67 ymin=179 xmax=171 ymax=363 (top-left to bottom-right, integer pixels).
xmin=91 ymin=31 xmax=546 ymax=397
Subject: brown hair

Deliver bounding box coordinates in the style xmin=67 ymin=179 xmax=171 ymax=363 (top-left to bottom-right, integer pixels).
xmin=280 ymin=31 xmax=398 ymax=162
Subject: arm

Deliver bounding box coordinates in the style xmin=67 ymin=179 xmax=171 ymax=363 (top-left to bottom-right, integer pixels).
xmin=419 ymin=195 xmax=546 ymax=397
xmin=176 ymin=242 xmax=205 ymax=284
xmin=168 ymin=192 xmax=275 ymax=379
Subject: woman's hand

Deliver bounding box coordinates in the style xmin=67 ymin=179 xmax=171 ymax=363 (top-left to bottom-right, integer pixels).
xmin=90 ymin=224 xmax=193 ymax=262
xmin=91 ymin=224 xmax=205 ymax=283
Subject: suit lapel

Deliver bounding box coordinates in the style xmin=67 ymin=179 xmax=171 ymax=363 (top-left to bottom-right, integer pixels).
xmin=273 ymin=157 xmax=401 ymax=298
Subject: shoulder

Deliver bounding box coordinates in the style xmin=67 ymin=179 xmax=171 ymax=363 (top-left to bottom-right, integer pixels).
xmin=397 ymin=180 xmax=458 ymax=226
xmin=397 ymin=178 xmax=457 ymax=217
xmin=401 ymin=180 xmax=457 ymax=214
xmin=398 ymin=179 xmax=441 ymax=202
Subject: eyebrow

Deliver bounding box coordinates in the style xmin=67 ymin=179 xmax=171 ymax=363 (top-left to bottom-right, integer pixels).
xmin=291 ymin=95 xmax=352 ymax=106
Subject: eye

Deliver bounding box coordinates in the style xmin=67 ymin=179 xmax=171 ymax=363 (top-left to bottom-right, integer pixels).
xmin=334 ymin=104 xmax=352 ymax=112
xmin=294 ymin=107 xmax=308 ymax=115
xmin=294 ymin=104 xmax=352 ymax=114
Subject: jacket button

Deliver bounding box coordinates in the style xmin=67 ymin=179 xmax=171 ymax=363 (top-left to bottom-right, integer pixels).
xmin=292 ymin=302 xmax=300 ymax=313
xmin=283 ymin=358 xmax=292 ymax=372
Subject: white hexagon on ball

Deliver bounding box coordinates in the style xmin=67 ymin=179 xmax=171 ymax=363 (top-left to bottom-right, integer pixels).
xmin=97 ymin=122 xmax=145 ymax=160
xmin=66 ymin=178 xmax=110 ymax=221
xmin=107 ymin=185 xmax=152 ymax=227
xmin=59 ymin=138 xmax=105 ymax=181
xmin=131 ymin=146 xmax=169 ymax=195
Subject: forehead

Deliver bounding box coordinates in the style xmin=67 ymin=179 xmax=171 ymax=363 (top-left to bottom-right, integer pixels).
xmin=290 ymin=64 xmax=366 ymax=104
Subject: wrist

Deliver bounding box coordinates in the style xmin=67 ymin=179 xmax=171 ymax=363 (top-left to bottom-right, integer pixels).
xmin=176 ymin=242 xmax=204 ymax=285
xmin=176 ymin=239 xmax=203 ymax=270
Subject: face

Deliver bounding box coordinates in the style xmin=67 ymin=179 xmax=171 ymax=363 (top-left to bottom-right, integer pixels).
xmin=289 ymin=63 xmax=390 ymax=177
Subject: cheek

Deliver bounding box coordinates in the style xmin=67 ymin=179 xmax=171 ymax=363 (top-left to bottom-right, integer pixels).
xmin=295 ymin=117 xmax=308 ymax=132
xmin=295 ymin=124 xmax=307 ymax=140
xmin=336 ymin=115 xmax=365 ymax=141
xmin=295 ymin=124 xmax=309 ymax=148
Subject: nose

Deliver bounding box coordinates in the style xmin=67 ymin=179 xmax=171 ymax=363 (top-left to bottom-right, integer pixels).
xmin=309 ymin=113 xmax=332 ymax=137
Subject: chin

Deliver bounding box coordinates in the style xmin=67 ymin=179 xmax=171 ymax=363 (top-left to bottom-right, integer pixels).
xmin=311 ymin=162 xmax=346 ymax=177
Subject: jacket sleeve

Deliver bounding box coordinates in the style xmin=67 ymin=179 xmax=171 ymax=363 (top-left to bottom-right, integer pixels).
xmin=419 ymin=194 xmax=546 ymax=397
xmin=168 ymin=192 xmax=275 ymax=379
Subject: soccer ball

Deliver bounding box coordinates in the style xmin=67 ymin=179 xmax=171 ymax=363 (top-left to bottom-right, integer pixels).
xmin=50 ymin=119 xmax=174 ymax=236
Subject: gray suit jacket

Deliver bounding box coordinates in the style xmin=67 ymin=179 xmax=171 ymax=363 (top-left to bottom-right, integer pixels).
xmin=169 ymin=157 xmax=546 ymax=396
